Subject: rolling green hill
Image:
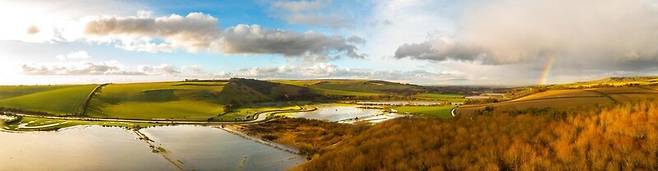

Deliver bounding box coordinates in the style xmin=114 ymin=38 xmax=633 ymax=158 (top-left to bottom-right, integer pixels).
xmin=555 ymin=76 xmax=658 ymax=88
xmin=0 ymin=78 xmax=465 ymax=120
xmin=218 ymin=78 xmax=318 ymax=105
xmin=458 ymin=77 xmax=658 ymax=115
xmin=0 ymin=85 xmax=97 ymax=115
xmin=87 ymin=81 xmax=228 ymax=120
xmin=272 ymin=79 xmax=428 ymax=97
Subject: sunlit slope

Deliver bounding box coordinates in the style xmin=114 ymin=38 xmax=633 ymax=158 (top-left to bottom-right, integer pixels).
xmin=86 ymin=79 xmax=314 ymax=120
xmin=560 ymin=76 xmax=658 ymax=88
xmin=0 ymin=85 xmax=97 ymax=115
xmin=88 ymin=81 xmax=227 ymax=120
xmin=273 ymin=79 xmax=427 ymax=97
xmin=458 ymin=86 xmax=658 ymax=115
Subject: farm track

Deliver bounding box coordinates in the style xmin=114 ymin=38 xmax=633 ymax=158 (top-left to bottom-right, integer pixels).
xmin=80 ymin=83 xmax=109 ymax=116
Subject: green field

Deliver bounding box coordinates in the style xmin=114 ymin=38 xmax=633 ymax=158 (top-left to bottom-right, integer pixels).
xmin=391 ymin=105 xmax=455 ymax=119
xmin=212 ymin=105 xmax=306 ymax=121
xmin=0 ymin=85 xmax=97 ymax=115
xmin=88 ymin=81 xmax=227 ymax=120
xmin=1 ymin=116 xmax=161 ymax=131
xmin=458 ymin=86 xmax=658 ymax=115
xmin=272 ymin=79 xmax=426 ymax=97
xmin=412 ymin=93 xmax=465 ymax=102
xmin=0 ymin=79 xmax=465 ymax=121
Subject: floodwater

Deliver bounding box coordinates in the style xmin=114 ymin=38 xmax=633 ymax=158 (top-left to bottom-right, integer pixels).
xmin=141 ymin=125 xmax=305 ymax=171
xmin=291 ymin=104 xmax=401 ymax=122
xmin=356 ymin=101 xmax=443 ymax=106
xmin=0 ymin=125 xmax=304 ymax=171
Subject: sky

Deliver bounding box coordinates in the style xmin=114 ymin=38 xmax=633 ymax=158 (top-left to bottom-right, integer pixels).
xmin=2 ymin=0 xmax=658 ymax=85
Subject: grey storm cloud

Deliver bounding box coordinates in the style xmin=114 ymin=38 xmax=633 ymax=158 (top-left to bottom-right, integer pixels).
xmin=394 ymin=0 xmax=658 ymax=69
xmin=395 ymin=38 xmax=482 ymax=62
xmin=85 ymin=12 xmax=221 ymax=52
xmin=83 ymin=12 xmax=364 ymax=60
xmin=222 ymin=24 xmax=364 ymax=59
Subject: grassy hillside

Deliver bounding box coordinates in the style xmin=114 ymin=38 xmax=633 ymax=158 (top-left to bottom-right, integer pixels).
xmin=87 ymin=81 xmax=227 ymax=120
xmin=218 ymin=78 xmax=318 ymax=105
xmin=0 ymin=85 xmax=97 ymax=115
xmin=272 ymin=79 xmax=428 ymax=98
xmin=459 ymin=86 xmax=658 ymax=115
xmin=86 ymin=79 xmax=318 ymax=120
xmin=0 ymin=78 xmax=466 ymax=120
xmin=561 ymin=76 xmax=658 ymax=88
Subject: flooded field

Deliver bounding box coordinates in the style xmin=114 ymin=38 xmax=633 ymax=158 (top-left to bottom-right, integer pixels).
xmin=0 ymin=126 xmax=304 ymax=171
xmin=290 ymin=104 xmax=402 ymax=123
xmin=0 ymin=126 xmax=174 ymax=170
xmin=356 ymin=101 xmax=443 ymax=106
xmin=141 ymin=126 xmax=305 ymax=171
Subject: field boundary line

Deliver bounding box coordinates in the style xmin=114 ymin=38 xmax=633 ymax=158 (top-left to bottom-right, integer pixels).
xmin=80 ymin=83 xmax=109 ymax=116
xmin=583 ymin=89 xmax=618 ymax=104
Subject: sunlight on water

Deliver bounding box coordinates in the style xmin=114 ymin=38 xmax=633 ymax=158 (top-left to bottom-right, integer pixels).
xmin=291 ymin=104 xmax=401 ymax=122
xmin=141 ymin=125 xmax=305 ymax=171
xmin=0 ymin=126 xmax=174 ymax=171
xmin=0 ymin=125 xmax=304 ymax=171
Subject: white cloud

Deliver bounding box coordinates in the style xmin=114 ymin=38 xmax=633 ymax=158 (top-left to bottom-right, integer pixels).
xmin=395 ymin=0 xmax=658 ymax=68
xmin=21 ymin=61 xmax=143 ymax=75
xmin=0 ymin=0 xmax=145 ymax=43
xmin=56 ymin=50 xmax=91 ymax=60
xmin=138 ymin=64 xmax=180 ymax=75
xmin=38 ymin=51 xmax=187 ymax=76
xmin=222 ymin=63 xmax=466 ymax=84
xmin=82 ymin=12 xmax=364 ymax=60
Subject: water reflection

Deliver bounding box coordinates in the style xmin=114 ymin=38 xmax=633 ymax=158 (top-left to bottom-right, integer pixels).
xmin=0 ymin=126 xmax=174 ymax=171
xmin=141 ymin=125 xmax=305 ymax=171
xmin=290 ymin=104 xmax=401 ymax=122
xmin=0 ymin=125 xmax=305 ymax=171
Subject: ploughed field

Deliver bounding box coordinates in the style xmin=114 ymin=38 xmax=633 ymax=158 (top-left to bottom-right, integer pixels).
xmin=458 ymin=86 xmax=658 ymax=115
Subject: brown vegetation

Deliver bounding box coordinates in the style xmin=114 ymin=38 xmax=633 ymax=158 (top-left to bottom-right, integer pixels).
xmin=233 ymin=118 xmax=369 ymax=156
xmin=295 ymin=100 xmax=658 ymax=170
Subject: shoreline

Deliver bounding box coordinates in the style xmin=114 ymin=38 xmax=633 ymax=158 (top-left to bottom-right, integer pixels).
xmin=216 ymin=125 xmax=302 ymax=155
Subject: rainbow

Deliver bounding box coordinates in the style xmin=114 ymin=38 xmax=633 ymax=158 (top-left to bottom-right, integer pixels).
xmin=538 ymin=57 xmax=555 ymax=85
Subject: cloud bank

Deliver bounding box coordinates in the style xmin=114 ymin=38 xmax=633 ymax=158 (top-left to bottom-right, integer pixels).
xmin=395 ymin=0 xmax=658 ymax=69
xmin=222 ymin=24 xmax=364 ymax=59
xmin=83 ymin=12 xmax=363 ymax=60
xmin=221 ymin=63 xmax=465 ymax=84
